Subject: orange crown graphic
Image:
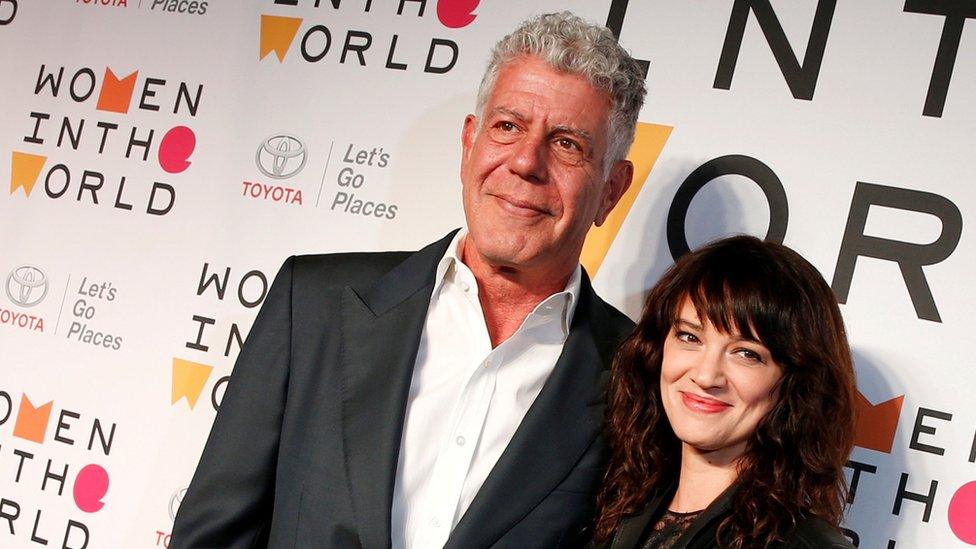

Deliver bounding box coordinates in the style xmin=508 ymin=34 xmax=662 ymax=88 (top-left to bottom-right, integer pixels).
xmin=13 ymin=394 xmax=54 ymax=444
xmin=96 ymin=68 xmax=138 ymax=114
xmin=9 ymin=151 xmax=47 ymax=197
xmin=581 ymin=122 xmax=672 ymax=276
xmin=853 ymin=391 xmax=904 ymax=454
xmin=172 ymin=358 xmax=214 ymax=409
xmin=260 ymin=15 xmax=303 ymax=62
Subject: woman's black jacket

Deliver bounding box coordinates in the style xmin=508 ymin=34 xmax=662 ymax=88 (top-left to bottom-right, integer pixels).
xmin=594 ymin=482 xmax=854 ymax=549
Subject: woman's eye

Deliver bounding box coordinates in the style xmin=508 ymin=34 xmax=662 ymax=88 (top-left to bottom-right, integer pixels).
xmin=735 ymin=348 xmax=765 ymax=363
xmin=676 ymin=331 xmax=700 ymax=344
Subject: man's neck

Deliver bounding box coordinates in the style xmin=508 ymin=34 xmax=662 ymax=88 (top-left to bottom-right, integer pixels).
xmin=459 ymin=243 xmax=574 ymax=348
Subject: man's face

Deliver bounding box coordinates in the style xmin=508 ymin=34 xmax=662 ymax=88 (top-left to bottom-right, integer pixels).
xmin=460 ymin=55 xmax=632 ymax=274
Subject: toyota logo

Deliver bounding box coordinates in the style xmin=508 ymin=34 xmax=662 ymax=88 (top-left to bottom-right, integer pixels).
xmin=256 ymin=134 xmax=307 ymax=179
xmin=5 ymin=265 xmax=49 ymax=308
xmin=168 ymin=487 xmax=188 ymax=523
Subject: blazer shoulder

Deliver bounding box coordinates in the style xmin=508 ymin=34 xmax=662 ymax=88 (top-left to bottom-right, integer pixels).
xmin=604 ymin=301 xmax=635 ymax=335
xmin=289 ymin=249 xmax=414 ymax=289
xmin=591 ymin=291 xmax=636 ymax=341
xmin=785 ymin=517 xmax=854 ymax=549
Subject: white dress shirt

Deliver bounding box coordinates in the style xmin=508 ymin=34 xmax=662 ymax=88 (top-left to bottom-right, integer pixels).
xmin=390 ymin=230 xmax=581 ymax=549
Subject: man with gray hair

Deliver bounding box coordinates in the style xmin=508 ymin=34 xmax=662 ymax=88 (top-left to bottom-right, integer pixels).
xmin=172 ymin=11 xmax=646 ymax=548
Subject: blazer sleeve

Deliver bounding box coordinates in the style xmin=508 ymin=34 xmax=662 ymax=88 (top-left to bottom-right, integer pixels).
xmin=789 ymin=517 xmax=856 ymax=549
xmin=170 ymin=256 xmax=296 ymax=548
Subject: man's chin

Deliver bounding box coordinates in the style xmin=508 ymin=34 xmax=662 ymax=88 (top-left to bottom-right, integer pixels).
xmin=479 ymin=248 xmax=534 ymax=270
xmin=468 ymin=237 xmax=542 ymax=271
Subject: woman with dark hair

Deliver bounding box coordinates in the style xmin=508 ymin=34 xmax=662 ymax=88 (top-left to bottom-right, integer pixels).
xmin=591 ymin=236 xmax=856 ymax=548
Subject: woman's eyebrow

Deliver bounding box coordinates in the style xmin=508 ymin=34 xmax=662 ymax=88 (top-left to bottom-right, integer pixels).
xmin=731 ymin=334 xmax=763 ymax=344
xmin=675 ymin=318 xmax=702 ymax=331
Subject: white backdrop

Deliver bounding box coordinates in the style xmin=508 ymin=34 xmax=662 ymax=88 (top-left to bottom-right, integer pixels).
xmin=1 ymin=1 xmax=973 ymax=547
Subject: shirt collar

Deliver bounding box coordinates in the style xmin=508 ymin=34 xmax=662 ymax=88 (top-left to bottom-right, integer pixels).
xmin=432 ymin=229 xmax=468 ymax=297
xmin=433 ymin=229 xmax=581 ymax=336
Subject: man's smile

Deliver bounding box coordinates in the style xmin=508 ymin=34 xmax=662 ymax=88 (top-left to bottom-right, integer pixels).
xmin=489 ymin=192 xmax=553 ymax=217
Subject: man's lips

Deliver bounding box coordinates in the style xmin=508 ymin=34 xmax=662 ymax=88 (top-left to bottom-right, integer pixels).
xmin=680 ymin=391 xmax=732 ymax=414
xmin=490 ymin=193 xmax=552 ymax=217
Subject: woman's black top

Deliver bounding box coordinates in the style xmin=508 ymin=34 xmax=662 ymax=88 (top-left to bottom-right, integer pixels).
xmin=639 ymin=509 xmax=703 ymax=549
xmin=597 ymin=482 xmax=855 ymax=549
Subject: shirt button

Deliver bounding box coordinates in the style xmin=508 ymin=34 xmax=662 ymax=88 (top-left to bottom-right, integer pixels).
xmin=431 ymin=517 xmax=442 ymax=528
xmin=459 ymin=280 xmax=470 ymax=292
xmin=456 ymin=436 xmax=466 ymax=446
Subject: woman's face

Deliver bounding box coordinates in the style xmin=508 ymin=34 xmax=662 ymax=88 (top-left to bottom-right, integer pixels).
xmin=660 ymin=299 xmax=784 ymax=464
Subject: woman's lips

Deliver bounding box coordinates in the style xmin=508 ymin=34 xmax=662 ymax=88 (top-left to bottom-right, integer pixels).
xmin=680 ymin=391 xmax=732 ymax=414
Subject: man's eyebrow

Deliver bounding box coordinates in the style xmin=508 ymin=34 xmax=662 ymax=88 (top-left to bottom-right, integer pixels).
xmin=491 ymin=107 xmax=527 ymax=121
xmin=490 ymin=109 xmax=594 ymax=145
xmin=551 ymin=125 xmax=594 ymax=147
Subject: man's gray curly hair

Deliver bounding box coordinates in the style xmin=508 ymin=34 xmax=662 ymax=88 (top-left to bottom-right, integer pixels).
xmin=475 ymin=11 xmax=647 ymax=172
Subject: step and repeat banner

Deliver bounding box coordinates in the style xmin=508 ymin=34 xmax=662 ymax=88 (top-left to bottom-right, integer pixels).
xmin=1 ymin=1 xmax=973 ymax=547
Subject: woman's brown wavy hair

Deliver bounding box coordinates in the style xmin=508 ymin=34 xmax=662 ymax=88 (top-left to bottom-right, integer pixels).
xmin=593 ymin=235 xmax=856 ymax=547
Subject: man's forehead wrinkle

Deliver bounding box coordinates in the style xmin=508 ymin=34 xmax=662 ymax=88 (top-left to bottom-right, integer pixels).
xmin=552 ymin=125 xmax=593 ymax=140
xmin=491 ymin=104 xmax=597 ymax=146
xmin=492 ymin=106 xmax=529 ymax=122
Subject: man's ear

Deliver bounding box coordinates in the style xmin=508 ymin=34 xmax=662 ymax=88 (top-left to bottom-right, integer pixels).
xmin=594 ymin=159 xmax=634 ymax=227
xmin=461 ymin=114 xmax=478 ymax=160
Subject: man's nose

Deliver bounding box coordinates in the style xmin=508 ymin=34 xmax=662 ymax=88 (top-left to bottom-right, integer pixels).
xmin=507 ymin=129 xmax=548 ymax=183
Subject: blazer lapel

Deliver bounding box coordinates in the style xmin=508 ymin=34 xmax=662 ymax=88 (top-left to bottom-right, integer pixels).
xmin=673 ymin=482 xmax=735 ymax=548
xmin=608 ymin=483 xmax=674 ymax=549
xmin=609 ymin=481 xmax=736 ymax=549
xmin=340 ymin=232 xmax=456 ymax=549
xmin=445 ymin=276 xmax=618 ymax=549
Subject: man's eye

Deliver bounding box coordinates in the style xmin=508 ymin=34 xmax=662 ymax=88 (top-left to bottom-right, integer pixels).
xmin=550 ymin=136 xmax=587 ymax=165
xmin=489 ymin=121 xmax=521 ymax=143
xmin=555 ymin=137 xmax=581 ymax=151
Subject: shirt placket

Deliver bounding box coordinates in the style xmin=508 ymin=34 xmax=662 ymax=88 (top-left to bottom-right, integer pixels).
xmin=411 ymin=353 xmax=498 ymax=548
xmin=411 ymin=266 xmax=498 ymax=549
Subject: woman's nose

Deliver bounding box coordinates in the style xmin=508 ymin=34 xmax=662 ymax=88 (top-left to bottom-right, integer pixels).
xmin=691 ymin=350 xmax=726 ymax=389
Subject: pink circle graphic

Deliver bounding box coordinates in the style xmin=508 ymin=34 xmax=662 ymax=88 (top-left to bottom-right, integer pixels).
xmin=949 ymin=480 xmax=976 ymax=544
xmin=158 ymin=125 xmax=196 ymax=174
xmin=73 ymin=464 xmax=109 ymax=513
xmin=437 ymin=0 xmax=479 ymax=28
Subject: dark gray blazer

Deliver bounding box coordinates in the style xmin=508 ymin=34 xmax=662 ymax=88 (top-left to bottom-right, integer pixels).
xmin=171 ymin=231 xmax=635 ymax=548
xmin=602 ymin=482 xmax=854 ymax=549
